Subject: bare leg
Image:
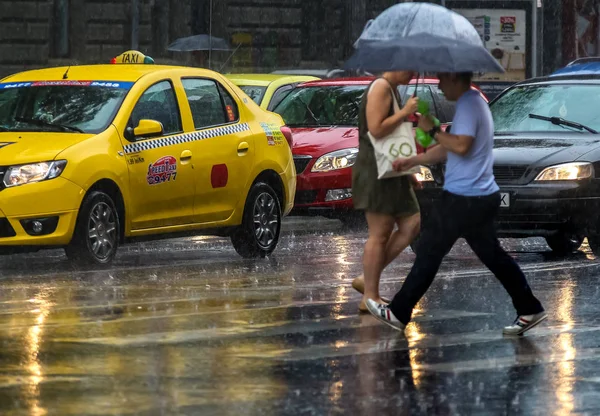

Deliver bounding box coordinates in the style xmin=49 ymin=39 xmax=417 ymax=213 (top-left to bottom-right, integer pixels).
xmin=354 ymin=213 xmax=420 ymax=305
xmin=388 ymin=212 xmax=421 ymax=264
xmin=360 ymin=212 xmax=395 ymax=309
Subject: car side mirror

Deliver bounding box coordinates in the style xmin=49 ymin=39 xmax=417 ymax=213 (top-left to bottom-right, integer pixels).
xmin=125 ymin=119 xmax=163 ymax=141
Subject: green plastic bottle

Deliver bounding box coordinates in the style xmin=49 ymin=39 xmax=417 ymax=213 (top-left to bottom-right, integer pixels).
xmin=415 ymin=101 xmax=440 ymax=148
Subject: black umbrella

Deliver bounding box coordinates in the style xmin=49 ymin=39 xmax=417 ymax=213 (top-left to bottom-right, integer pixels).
xmin=167 ymin=34 xmax=231 ymax=52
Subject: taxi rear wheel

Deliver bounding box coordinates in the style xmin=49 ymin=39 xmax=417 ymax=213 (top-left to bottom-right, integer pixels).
xmin=65 ymin=191 xmax=120 ymax=266
xmin=231 ymin=182 xmax=281 ymax=258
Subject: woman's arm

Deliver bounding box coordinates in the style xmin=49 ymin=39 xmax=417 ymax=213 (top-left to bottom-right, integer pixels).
xmin=366 ymin=80 xmax=419 ymax=139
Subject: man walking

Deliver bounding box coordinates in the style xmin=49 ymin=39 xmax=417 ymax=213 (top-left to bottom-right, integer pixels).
xmin=366 ymin=72 xmax=547 ymax=336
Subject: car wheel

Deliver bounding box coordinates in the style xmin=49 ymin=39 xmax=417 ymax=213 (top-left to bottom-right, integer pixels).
xmin=65 ymin=191 xmax=120 ymax=266
xmin=231 ymin=182 xmax=281 ymax=258
xmin=545 ymin=232 xmax=584 ymax=256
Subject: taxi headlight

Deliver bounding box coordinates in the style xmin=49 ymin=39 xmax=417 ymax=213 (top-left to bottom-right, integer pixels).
xmin=534 ymin=162 xmax=594 ymax=181
xmin=415 ymin=166 xmax=434 ymax=182
xmin=311 ymin=148 xmax=358 ymax=173
xmin=3 ymin=160 xmax=67 ymax=188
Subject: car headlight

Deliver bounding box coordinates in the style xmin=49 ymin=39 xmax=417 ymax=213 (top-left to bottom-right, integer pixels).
xmin=534 ymin=162 xmax=594 ymax=181
xmin=311 ymin=148 xmax=359 ymax=172
xmin=3 ymin=160 xmax=67 ymax=188
xmin=415 ymin=166 xmax=434 ymax=182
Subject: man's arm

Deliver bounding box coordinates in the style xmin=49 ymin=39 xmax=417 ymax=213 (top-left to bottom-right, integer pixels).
xmin=413 ymin=143 xmax=448 ymax=166
xmin=392 ymin=144 xmax=447 ymax=172
xmin=434 ymin=130 xmax=474 ymax=156
xmin=419 ymin=117 xmax=474 ymax=156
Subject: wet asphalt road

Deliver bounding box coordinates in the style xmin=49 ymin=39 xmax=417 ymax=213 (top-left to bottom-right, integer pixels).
xmin=0 ymin=217 xmax=600 ymax=415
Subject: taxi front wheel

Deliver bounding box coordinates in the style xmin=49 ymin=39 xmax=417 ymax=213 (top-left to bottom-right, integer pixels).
xmin=231 ymin=182 xmax=281 ymax=258
xmin=65 ymin=191 xmax=120 ymax=266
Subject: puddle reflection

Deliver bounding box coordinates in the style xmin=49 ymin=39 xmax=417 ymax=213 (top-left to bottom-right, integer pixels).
xmin=554 ymin=282 xmax=576 ymax=416
xmin=24 ymin=290 xmax=52 ymax=416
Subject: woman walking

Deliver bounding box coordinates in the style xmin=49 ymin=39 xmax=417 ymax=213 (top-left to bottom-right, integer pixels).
xmin=351 ymin=71 xmax=422 ymax=313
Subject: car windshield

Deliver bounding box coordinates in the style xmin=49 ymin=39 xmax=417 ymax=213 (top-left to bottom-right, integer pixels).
xmin=0 ymin=81 xmax=131 ymax=134
xmin=238 ymin=85 xmax=267 ymax=105
xmin=273 ymin=85 xmax=366 ymax=127
xmin=491 ymin=83 xmax=600 ymax=134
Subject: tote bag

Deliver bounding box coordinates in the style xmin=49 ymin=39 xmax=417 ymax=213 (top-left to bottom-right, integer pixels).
xmin=366 ymin=82 xmax=420 ymax=179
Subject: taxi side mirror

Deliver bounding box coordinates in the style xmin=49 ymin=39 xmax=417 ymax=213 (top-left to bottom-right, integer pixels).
xmin=126 ymin=119 xmax=163 ymax=140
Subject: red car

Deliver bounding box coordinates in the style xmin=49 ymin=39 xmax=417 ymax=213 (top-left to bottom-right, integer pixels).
xmin=273 ymin=77 xmax=488 ymax=226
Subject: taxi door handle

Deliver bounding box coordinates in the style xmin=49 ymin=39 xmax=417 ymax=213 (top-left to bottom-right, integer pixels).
xmin=180 ymin=150 xmax=192 ymax=161
xmin=237 ymin=142 xmax=249 ymax=156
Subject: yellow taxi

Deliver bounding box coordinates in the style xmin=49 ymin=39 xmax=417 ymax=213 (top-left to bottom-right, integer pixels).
xmin=225 ymin=74 xmax=319 ymax=111
xmin=0 ymin=51 xmax=296 ymax=265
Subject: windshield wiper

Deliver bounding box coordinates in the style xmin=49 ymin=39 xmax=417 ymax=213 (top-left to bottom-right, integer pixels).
xmin=298 ymin=97 xmax=319 ymax=124
xmin=15 ymin=117 xmax=84 ymax=133
xmin=529 ymin=113 xmax=598 ymax=134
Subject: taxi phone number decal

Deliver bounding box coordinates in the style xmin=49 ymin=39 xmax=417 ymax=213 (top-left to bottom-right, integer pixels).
xmin=147 ymin=156 xmax=177 ymax=185
xmin=0 ymin=81 xmax=134 ymax=89
xmin=259 ymin=122 xmax=285 ymax=146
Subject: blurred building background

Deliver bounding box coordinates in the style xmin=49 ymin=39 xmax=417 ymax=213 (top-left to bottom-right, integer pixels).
xmin=0 ymin=0 xmax=595 ymax=83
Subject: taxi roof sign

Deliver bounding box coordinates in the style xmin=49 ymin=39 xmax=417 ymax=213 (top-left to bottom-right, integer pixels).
xmin=111 ymin=50 xmax=155 ymax=65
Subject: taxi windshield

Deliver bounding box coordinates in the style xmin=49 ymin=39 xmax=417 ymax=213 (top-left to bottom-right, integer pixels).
xmin=273 ymin=85 xmax=366 ymax=127
xmin=0 ymin=82 xmax=131 ymax=134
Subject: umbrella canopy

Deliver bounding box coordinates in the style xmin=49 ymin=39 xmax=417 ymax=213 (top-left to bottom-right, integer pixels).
xmin=344 ymin=2 xmax=504 ymax=74
xmin=167 ymin=34 xmax=231 ymax=52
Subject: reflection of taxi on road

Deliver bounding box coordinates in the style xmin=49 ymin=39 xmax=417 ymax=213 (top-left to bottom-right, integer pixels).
xmin=0 ymin=51 xmax=295 ymax=265
xmin=225 ymin=74 xmax=319 ymax=111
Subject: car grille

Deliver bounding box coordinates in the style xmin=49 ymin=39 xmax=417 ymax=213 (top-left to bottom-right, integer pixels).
xmin=493 ymin=165 xmax=527 ymax=184
xmin=0 ymin=167 xmax=4 ymax=191
xmin=0 ymin=218 xmax=15 ymax=238
xmin=295 ymin=190 xmax=318 ymax=205
xmin=293 ymin=156 xmax=312 ymax=174
xmin=438 ymin=165 xmax=526 ymax=185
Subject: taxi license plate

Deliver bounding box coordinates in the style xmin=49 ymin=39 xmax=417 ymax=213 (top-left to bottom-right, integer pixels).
xmin=500 ymin=192 xmax=510 ymax=208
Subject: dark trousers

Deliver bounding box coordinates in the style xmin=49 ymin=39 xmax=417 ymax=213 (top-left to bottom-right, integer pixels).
xmin=390 ymin=190 xmax=544 ymax=325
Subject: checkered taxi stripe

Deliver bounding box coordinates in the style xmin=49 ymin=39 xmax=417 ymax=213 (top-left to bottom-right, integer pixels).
xmin=123 ymin=123 xmax=250 ymax=154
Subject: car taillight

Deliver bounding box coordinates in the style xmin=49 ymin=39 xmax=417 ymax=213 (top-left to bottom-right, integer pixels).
xmin=281 ymin=126 xmax=293 ymax=147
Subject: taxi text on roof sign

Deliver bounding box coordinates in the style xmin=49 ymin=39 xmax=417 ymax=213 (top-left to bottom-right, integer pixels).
xmin=111 ymin=50 xmax=155 ymax=65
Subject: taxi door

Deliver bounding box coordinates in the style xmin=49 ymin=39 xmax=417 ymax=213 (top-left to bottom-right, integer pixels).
xmin=121 ymin=79 xmax=196 ymax=229
xmin=178 ymin=77 xmax=254 ymax=223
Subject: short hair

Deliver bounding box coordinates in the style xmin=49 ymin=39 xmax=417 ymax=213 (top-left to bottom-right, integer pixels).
xmin=456 ymin=72 xmax=474 ymax=84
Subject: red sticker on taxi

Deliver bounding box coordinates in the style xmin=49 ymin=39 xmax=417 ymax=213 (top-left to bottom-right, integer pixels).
xmin=147 ymin=156 xmax=177 ymax=185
